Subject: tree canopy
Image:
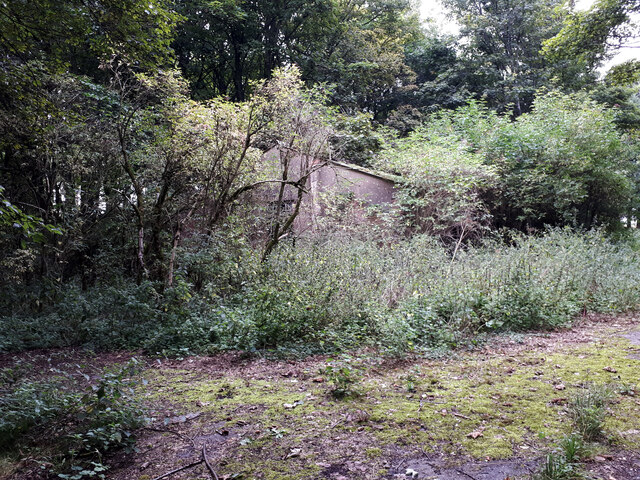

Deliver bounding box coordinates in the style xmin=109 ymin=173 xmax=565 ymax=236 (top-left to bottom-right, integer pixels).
xmin=1 ymin=0 xmax=639 ymax=291
xmin=543 ymin=0 xmax=640 ymax=71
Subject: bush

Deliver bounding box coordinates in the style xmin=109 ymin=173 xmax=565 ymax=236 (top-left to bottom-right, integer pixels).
xmin=0 ymin=281 xmax=161 ymax=352
xmin=0 ymin=360 xmax=146 ymax=477
xmin=2 ymin=230 xmax=640 ymax=357
xmin=376 ymin=115 xmax=496 ymax=241
xmin=0 ymin=379 xmax=76 ymax=449
xmin=321 ymin=356 xmax=364 ymax=399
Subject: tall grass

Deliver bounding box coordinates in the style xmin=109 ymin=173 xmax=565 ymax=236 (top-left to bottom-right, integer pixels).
xmin=2 ymin=229 xmax=640 ymax=355
xmin=216 ymin=229 xmax=640 ymax=353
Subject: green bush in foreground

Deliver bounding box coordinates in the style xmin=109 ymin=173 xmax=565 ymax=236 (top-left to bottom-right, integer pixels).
xmin=0 ymin=360 xmax=146 ymax=478
xmin=1 ymin=229 xmax=640 ymax=356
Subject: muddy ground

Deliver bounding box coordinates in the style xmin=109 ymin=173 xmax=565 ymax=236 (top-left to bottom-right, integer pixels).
xmin=2 ymin=314 xmax=640 ymax=480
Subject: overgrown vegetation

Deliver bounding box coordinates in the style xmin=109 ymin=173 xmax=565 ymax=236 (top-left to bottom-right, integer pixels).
xmin=380 ymin=93 xmax=636 ymax=237
xmin=2 ymin=0 xmax=640 ymax=360
xmin=2 ymin=0 xmax=640 ymax=477
xmin=3 ymin=229 xmax=640 ymax=357
xmin=0 ymin=359 xmax=146 ymax=479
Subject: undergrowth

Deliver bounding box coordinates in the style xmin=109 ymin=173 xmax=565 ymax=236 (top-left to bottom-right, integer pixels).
xmin=0 ymin=359 xmax=146 ymax=479
xmin=1 ymin=229 xmax=640 ymax=356
xmin=321 ymin=355 xmax=364 ymax=399
xmin=533 ymin=382 xmax=616 ymax=479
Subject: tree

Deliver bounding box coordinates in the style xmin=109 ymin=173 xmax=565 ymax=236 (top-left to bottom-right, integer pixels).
xmin=440 ymin=0 xmax=567 ymax=114
xmin=173 ymin=0 xmax=421 ymax=119
xmin=87 ymin=65 xmax=335 ymax=284
xmin=254 ymin=72 xmax=335 ymax=259
xmin=483 ymin=92 xmax=634 ymax=230
xmin=589 ymin=82 xmax=640 ymax=132
xmin=402 ymin=28 xmax=467 ymax=113
xmin=0 ymin=0 xmax=180 ymax=74
xmin=173 ymin=0 xmax=335 ymax=101
xmin=606 ymin=59 xmax=640 ymax=86
xmin=298 ymin=0 xmax=421 ymax=119
xmin=0 ymin=186 xmax=62 ymax=243
xmin=543 ymin=0 xmax=640 ymax=72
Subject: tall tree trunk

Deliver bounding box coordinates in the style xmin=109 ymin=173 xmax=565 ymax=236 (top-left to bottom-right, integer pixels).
xmin=167 ymin=225 xmax=181 ymax=288
xmin=167 ymin=205 xmax=195 ymax=287
xmin=231 ymin=32 xmax=246 ymax=101
xmin=118 ymin=127 xmax=147 ymax=284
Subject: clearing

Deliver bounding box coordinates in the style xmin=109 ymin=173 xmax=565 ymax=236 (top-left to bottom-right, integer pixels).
xmin=3 ymin=314 xmax=640 ymax=480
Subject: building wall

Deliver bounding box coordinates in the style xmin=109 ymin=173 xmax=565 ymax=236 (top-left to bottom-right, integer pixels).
xmin=260 ymin=147 xmax=397 ymax=233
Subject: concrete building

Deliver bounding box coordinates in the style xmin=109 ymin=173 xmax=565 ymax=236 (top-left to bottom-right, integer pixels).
xmin=259 ymin=147 xmax=399 ymax=234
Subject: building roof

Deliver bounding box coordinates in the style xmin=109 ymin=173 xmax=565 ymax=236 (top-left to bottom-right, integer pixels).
xmin=329 ymin=160 xmax=402 ymax=183
xmin=268 ymin=145 xmax=402 ymax=184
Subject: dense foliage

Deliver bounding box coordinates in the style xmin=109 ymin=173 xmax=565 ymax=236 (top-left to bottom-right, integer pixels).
xmin=3 ymin=1 xmax=640 ymax=477
xmin=1 ymin=0 xmax=640 ymax=359
xmin=3 ymin=230 xmax=640 ymax=357
xmin=378 ymin=92 xmax=636 ymax=235
xmin=0 ymin=359 xmax=146 ymax=478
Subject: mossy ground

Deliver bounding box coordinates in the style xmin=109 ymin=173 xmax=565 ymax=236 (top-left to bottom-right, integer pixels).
xmin=2 ymin=315 xmax=640 ymax=480
xmin=109 ymin=315 xmax=640 ymax=480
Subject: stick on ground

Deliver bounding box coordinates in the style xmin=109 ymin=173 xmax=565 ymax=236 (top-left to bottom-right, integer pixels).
xmin=203 ymin=443 xmax=220 ymax=480
xmin=150 ymin=459 xmax=203 ymax=480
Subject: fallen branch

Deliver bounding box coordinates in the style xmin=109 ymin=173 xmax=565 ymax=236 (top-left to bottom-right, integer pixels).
xmin=203 ymin=444 xmax=220 ymax=480
xmin=418 ymin=450 xmax=439 ymax=469
xmin=456 ymin=468 xmax=478 ymax=480
xmin=147 ymin=436 xmax=222 ymax=480
xmin=452 ymin=412 xmax=472 ymax=420
xmin=150 ymin=459 xmax=203 ymax=480
xmin=393 ymin=457 xmax=407 ymax=472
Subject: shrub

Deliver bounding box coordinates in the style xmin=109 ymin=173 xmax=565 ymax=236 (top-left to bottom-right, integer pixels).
xmin=321 ymin=356 xmax=363 ymax=399
xmin=568 ymin=383 xmax=613 ymax=441
xmin=0 ymin=360 xmax=146 ymax=477
xmin=376 ymin=118 xmax=496 ymax=242
xmin=2 ymin=229 xmax=640 ymax=357
xmin=0 ymin=379 xmax=76 ymax=449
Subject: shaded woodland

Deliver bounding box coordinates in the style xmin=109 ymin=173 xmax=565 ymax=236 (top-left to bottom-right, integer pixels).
xmin=1 ymin=1 xmax=640 ymax=478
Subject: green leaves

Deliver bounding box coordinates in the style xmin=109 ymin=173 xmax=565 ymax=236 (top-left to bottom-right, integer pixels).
xmin=441 ymin=0 xmax=568 ymax=113
xmin=0 ymin=186 xmax=63 ymax=244
xmin=322 ymin=357 xmax=363 ymax=399
xmin=485 ymin=91 xmax=633 ymax=231
xmin=173 ymin=0 xmax=420 ymax=115
xmin=375 ymin=103 xmax=498 ymax=240
xmin=542 ymin=0 xmax=640 ymax=71
xmin=385 ymin=91 xmax=634 ymax=233
xmin=0 ymin=0 xmax=181 ymax=73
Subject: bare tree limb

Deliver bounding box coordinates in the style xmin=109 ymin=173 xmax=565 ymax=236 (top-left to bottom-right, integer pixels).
xmin=150 ymin=459 xmax=203 ymax=480
xmin=202 ymin=444 xmax=220 ymax=480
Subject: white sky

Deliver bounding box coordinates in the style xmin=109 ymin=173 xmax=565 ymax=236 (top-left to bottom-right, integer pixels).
xmin=419 ymin=0 xmax=639 ymax=70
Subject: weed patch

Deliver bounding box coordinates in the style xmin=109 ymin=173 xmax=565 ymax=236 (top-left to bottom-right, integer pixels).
xmin=568 ymin=383 xmax=613 ymax=441
xmin=3 ymin=230 xmax=640 ymax=357
xmin=0 ymin=359 xmax=147 ymax=479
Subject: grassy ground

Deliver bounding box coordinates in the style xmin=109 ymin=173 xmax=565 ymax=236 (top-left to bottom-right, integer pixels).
xmin=2 ymin=314 xmax=640 ymax=480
